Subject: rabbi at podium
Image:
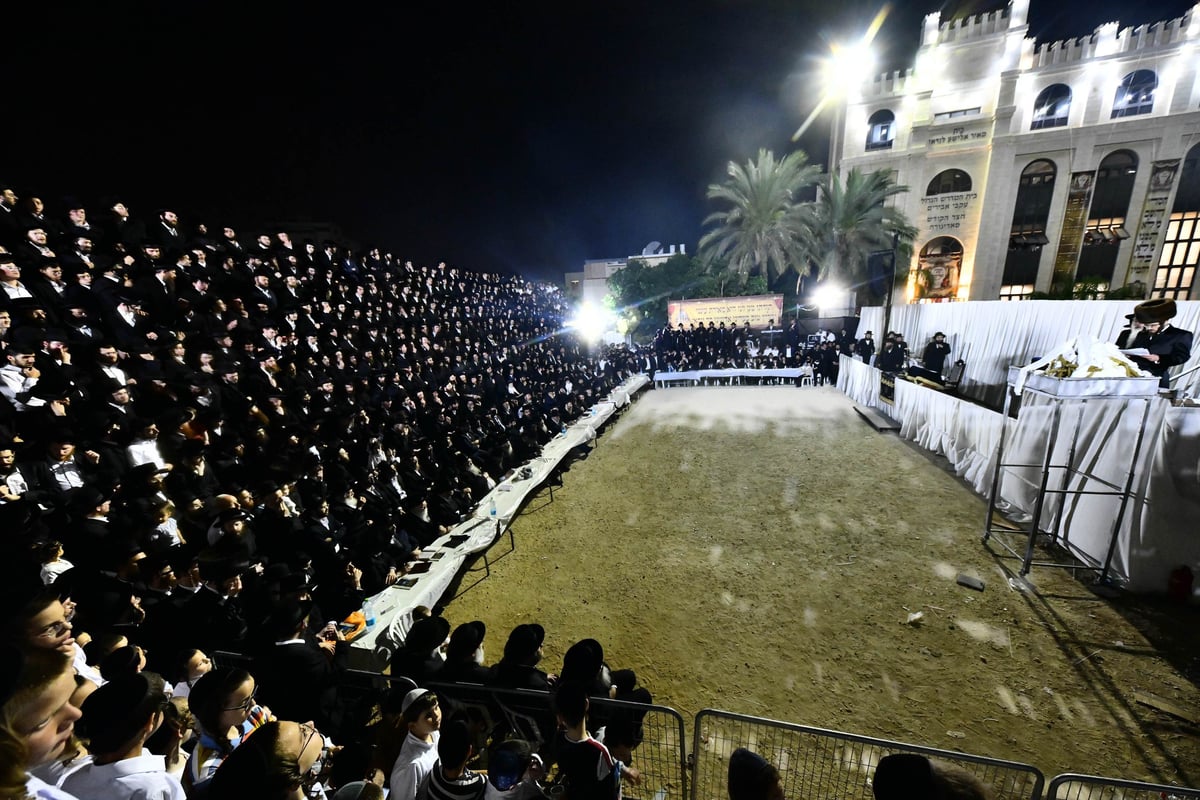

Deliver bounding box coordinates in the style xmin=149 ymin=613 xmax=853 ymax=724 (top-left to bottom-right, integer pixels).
xmin=1121 ymin=299 xmax=1193 ymax=389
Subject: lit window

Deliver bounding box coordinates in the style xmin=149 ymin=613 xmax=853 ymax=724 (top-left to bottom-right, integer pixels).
xmin=1031 ymin=84 xmax=1071 ymax=130
xmin=1111 ymin=70 xmax=1157 ymax=118
xmin=999 ymin=284 xmax=1034 ymax=300
xmin=866 ymin=110 xmax=895 ymax=151
xmin=1153 ymin=210 xmax=1200 ymax=300
xmin=933 ymin=107 xmax=981 ymax=122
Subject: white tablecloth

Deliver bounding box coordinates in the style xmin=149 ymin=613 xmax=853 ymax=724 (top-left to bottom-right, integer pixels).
xmin=349 ymin=374 xmax=650 ymax=667
xmin=654 ymin=368 xmax=803 ymax=386
xmin=838 ymin=354 xmax=1200 ymax=593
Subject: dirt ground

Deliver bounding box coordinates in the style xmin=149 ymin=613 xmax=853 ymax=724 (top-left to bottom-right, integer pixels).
xmin=442 ymin=385 xmax=1200 ymax=785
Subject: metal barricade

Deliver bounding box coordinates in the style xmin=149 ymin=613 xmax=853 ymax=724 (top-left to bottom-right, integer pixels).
xmin=1047 ymin=773 xmax=1200 ymax=800
xmin=691 ymin=710 xmax=1044 ymax=800
xmin=423 ymin=681 xmax=689 ymax=800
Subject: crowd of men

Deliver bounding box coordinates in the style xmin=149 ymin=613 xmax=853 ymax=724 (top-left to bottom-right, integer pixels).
xmin=647 ymin=321 xmax=955 ymax=387
xmin=0 ymin=184 xmax=642 ymax=649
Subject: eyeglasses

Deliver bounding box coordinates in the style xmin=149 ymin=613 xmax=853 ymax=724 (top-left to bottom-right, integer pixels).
xmin=297 ymin=722 xmax=327 ymax=785
xmin=222 ymin=685 xmax=257 ymax=712
xmin=36 ymin=619 xmax=72 ymax=639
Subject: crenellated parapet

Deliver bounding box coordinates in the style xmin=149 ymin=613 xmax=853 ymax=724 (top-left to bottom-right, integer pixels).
xmin=1029 ymin=4 xmax=1199 ymax=68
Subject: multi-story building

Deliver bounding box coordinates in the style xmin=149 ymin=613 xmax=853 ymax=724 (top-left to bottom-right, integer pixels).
xmin=565 ymin=243 xmax=687 ymax=308
xmin=836 ymin=0 xmax=1200 ymax=303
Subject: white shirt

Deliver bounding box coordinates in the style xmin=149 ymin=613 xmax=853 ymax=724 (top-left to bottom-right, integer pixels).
xmin=390 ymin=731 xmax=440 ymax=800
xmin=41 ymin=559 xmax=75 ymax=585
xmin=25 ymin=774 xmax=83 ymax=800
xmin=73 ymin=643 xmax=105 ymax=687
xmin=62 ymin=750 xmax=186 ymax=800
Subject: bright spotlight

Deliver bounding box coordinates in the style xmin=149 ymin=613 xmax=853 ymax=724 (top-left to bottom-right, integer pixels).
xmin=810 ymin=285 xmax=845 ymax=313
xmin=791 ymin=5 xmax=890 ymax=141
xmin=567 ymin=304 xmax=614 ymax=341
xmin=822 ymin=39 xmax=877 ymax=99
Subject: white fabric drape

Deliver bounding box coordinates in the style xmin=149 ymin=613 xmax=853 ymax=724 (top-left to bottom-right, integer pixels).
xmin=838 ymin=355 xmax=1200 ymax=592
xmin=857 ymin=300 xmax=1200 ymax=407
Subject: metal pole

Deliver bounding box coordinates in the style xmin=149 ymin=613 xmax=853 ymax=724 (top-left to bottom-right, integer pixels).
xmin=881 ymin=233 xmax=900 ymax=338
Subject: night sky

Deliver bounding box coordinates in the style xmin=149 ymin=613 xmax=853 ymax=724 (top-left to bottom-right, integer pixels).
xmin=7 ymin=0 xmax=1193 ymax=282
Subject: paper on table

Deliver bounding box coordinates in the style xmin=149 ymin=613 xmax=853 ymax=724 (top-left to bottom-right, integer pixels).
xmin=1120 ymin=348 xmax=1151 ymax=357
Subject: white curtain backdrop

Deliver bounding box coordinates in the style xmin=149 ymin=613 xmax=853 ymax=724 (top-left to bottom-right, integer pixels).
xmin=838 ymin=355 xmax=1200 ymax=593
xmin=857 ymin=300 xmax=1200 ymax=407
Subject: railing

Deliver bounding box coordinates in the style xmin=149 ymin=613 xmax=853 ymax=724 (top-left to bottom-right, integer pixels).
xmin=691 ymin=709 xmax=1044 ymax=800
xmin=1046 ymin=773 xmax=1200 ymax=800
xmin=202 ymin=664 xmax=1197 ymax=799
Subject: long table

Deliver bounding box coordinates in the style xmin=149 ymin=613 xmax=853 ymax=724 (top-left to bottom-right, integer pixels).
xmin=348 ymin=374 xmax=649 ymax=668
xmin=653 ymin=367 xmax=807 ymax=387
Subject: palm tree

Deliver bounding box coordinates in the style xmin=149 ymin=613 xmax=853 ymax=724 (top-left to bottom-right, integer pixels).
xmin=798 ymin=167 xmax=917 ymax=304
xmin=699 ymin=149 xmax=822 ymax=290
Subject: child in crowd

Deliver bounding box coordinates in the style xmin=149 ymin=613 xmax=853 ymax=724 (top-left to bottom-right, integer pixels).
xmin=416 ymin=720 xmax=485 ymax=800
xmin=0 ymin=646 xmax=85 ymax=800
xmin=184 ymin=667 xmax=273 ymax=794
xmin=553 ymin=681 xmax=640 ymax=800
xmin=61 ymin=671 xmax=186 ymax=800
xmin=484 ymin=738 xmax=546 ymax=800
xmin=389 ymin=688 xmax=443 ymax=800
xmin=727 ymin=748 xmax=784 ymax=800
xmin=872 ymin=753 xmax=991 ymax=800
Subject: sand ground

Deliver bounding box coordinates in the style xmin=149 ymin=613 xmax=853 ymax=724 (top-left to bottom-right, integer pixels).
xmin=442 ymin=385 xmax=1200 ymax=785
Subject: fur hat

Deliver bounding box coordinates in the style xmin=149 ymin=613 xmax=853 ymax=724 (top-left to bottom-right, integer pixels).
xmin=1133 ymin=299 xmax=1176 ymax=324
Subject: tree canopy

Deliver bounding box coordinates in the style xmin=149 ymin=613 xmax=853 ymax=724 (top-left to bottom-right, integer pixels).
xmin=606 ymin=254 xmax=767 ymax=340
xmin=798 ymin=167 xmax=917 ymax=304
xmin=698 ymin=148 xmax=916 ymax=306
xmin=697 ymin=148 xmax=821 ymax=288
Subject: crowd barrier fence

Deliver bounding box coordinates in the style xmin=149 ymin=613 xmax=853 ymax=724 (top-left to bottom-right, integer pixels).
xmin=200 ymin=666 xmax=1198 ymax=798
xmin=690 ymin=709 xmax=1044 ymax=800
xmin=1046 ymin=773 xmax=1200 ymax=800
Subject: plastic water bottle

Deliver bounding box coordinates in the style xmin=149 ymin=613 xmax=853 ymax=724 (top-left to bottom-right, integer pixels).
xmin=488 ymin=498 xmax=497 ymax=519
xmin=560 ymin=424 xmax=567 ymax=437
xmin=362 ymin=597 xmax=377 ymax=628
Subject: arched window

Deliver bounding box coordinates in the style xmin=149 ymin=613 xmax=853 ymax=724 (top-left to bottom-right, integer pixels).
xmin=866 ymin=110 xmax=895 ymax=151
xmin=1112 ymin=70 xmax=1157 ymax=118
xmin=1031 ymin=84 xmax=1071 ymax=129
xmin=925 ymin=169 xmax=972 ymax=196
xmin=1076 ymin=150 xmax=1139 ymax=289
xmin=1001 ymin=160 xmax=1057 ymax=299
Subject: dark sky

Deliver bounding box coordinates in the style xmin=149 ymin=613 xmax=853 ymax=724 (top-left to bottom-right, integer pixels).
xmin=7 ymin=1 xmax=1193 ymax=282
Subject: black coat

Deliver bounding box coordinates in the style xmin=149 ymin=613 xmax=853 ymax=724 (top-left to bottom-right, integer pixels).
xmin=254 ymin=638 xmax=349 ymax=733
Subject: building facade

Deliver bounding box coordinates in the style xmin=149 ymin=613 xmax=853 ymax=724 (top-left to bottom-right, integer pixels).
xmin=565 ymin=243 xmax=687 ymax=308
xmin=836 ymin=0 xmax=1200 ymax=303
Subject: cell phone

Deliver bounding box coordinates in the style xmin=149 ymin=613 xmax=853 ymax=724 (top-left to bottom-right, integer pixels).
xmin=956 ymin=573 xmax=985 ymax=592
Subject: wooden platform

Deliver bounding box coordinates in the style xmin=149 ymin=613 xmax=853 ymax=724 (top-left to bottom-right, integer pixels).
xmin=854 ymin=405 xmax=901 ymax=432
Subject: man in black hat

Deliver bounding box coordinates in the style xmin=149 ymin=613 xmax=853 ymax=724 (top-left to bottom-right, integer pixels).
xmin=253 ymin=597 xmax=349 ymax=735
xmin=489 ymin=623 xmax=553 ymax=690
xmin=0 ymin=247 xmax=34 ymax=302
xmin=13 ymin=225 xmax=56 ymax=269
xmin=1 ymin=333 xmax=43 ymax=412
xmin=61 ymin=201 xmax=102 ymax=248
xmin=390 ymin=615 xmax=450 ymax=685
xmin=1115 ymin=313 xmax=1140 ymax=349
xmin=914 ymin=331 xmax=952 ymax=383
xmin=855 ymin=331 xmax=875 ymax=363
xmin=1121 ymin=299 xmax=1194 ymax=388
xmin=0 ymin=184 xmax=19 ymax=246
